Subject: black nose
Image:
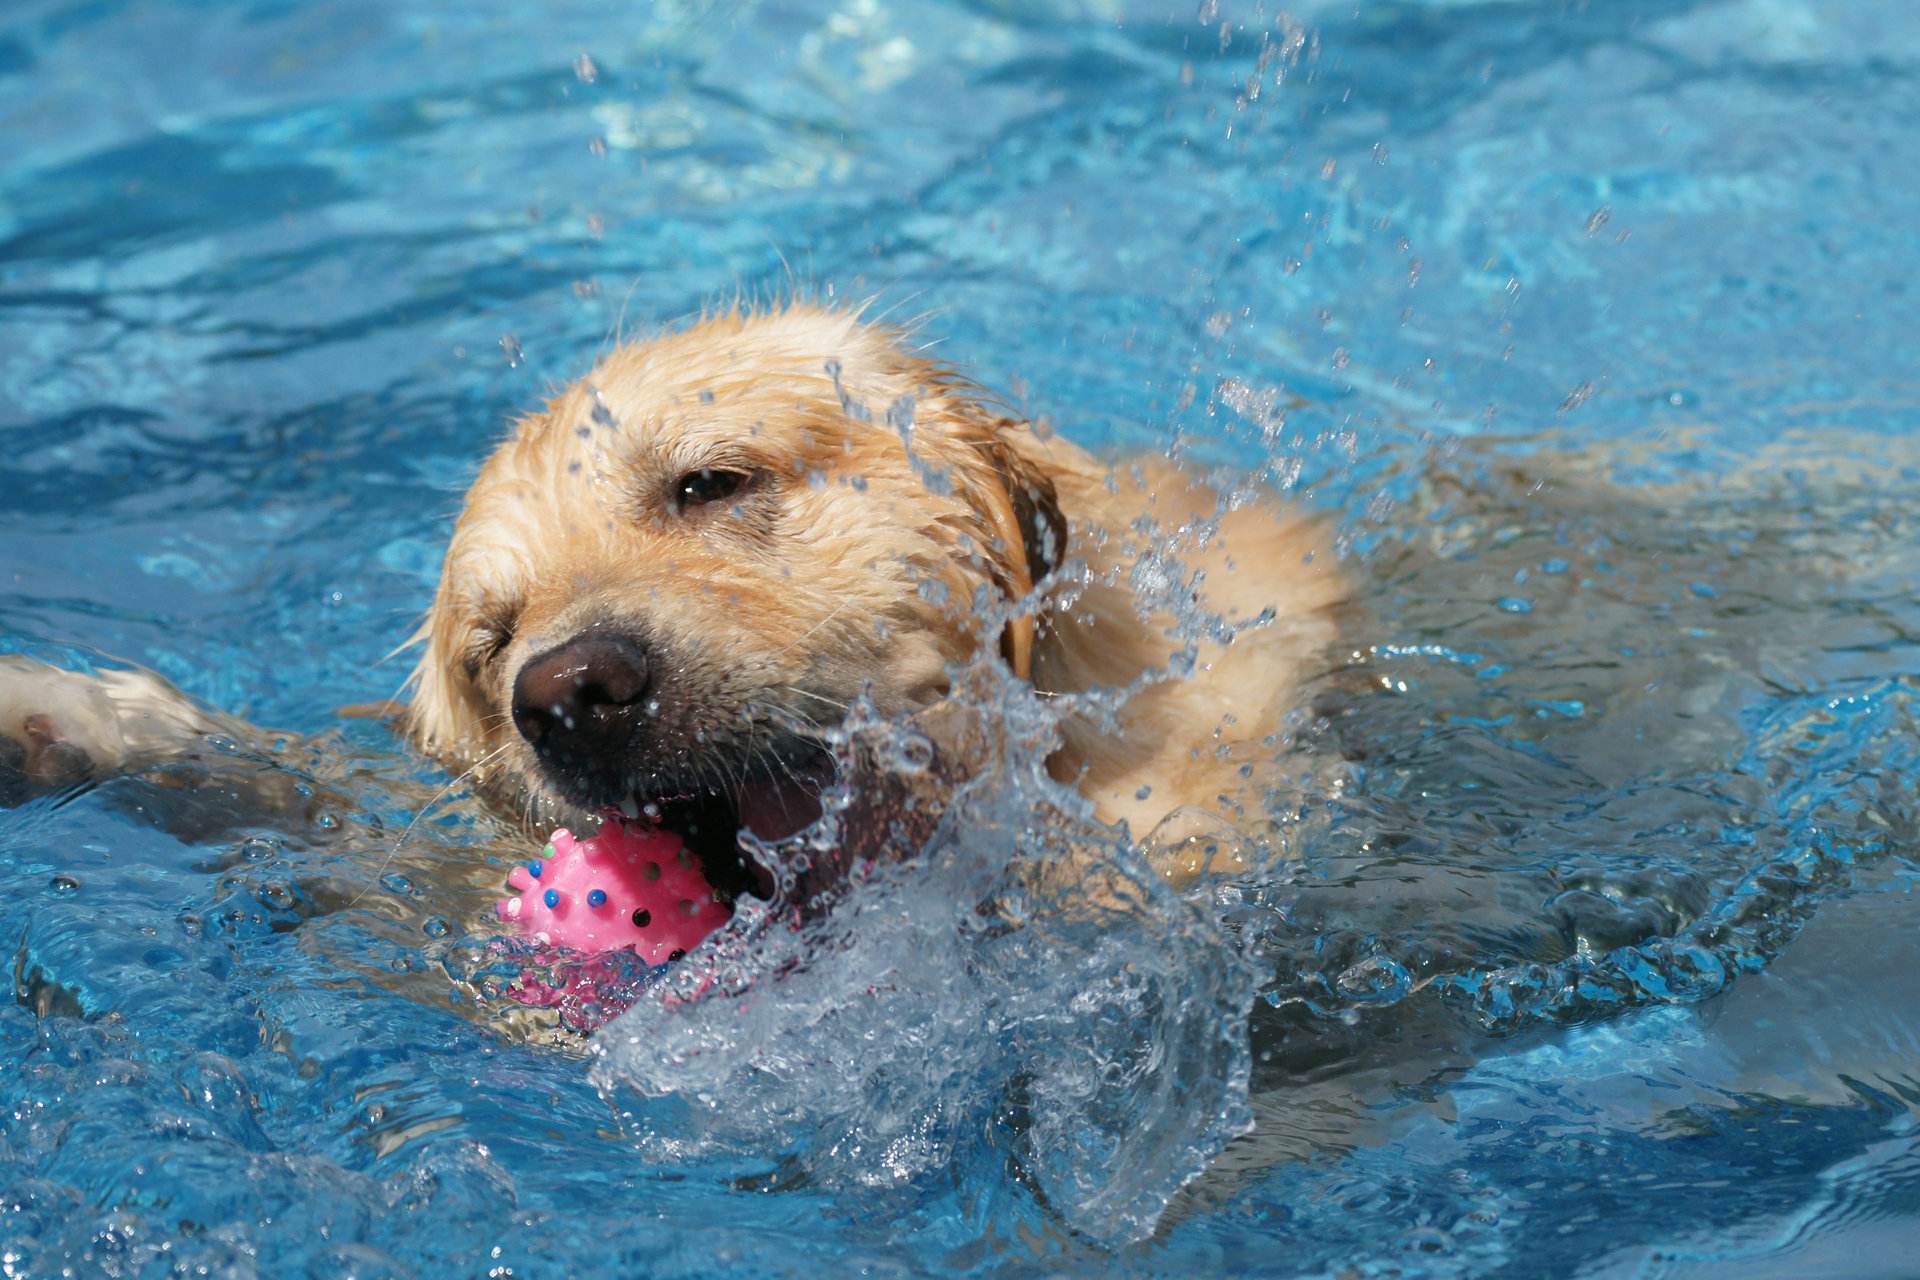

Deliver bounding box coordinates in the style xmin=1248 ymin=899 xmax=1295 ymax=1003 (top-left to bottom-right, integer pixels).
xmin=511 ymin=633 xmax=652 ymax=760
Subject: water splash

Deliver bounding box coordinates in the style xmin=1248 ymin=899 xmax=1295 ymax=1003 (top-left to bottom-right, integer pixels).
xmin=590 ymin=669 xmax=1264 ymax=1245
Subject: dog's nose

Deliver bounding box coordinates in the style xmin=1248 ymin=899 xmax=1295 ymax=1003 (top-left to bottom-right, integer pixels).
xmin=511 ymin=634 xmax=652 ymax=759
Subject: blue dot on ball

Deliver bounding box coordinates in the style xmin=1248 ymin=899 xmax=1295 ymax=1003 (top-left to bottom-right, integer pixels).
xmin=529 ymin=860 xmax=544 ymax=880
xmin=543 ymin=888 xmax=560 ymax=909
xmin=587 ymin=889 xmax=607 ymax=908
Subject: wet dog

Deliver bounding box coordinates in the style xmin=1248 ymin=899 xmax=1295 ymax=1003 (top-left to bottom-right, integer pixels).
xmin=1 ymin=303 xmax=1343 ymax=895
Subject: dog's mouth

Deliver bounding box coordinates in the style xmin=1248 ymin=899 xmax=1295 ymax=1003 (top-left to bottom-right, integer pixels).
xmin=587 ymin=751 xmax=833 ymax=904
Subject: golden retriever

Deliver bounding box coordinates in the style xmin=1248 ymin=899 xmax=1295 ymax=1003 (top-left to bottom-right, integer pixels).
xmin=1 ymin=302 xmax=1342 ymax=898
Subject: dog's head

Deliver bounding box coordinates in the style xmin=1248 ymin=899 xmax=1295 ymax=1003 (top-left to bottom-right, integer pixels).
xmin=406 ymin=304 xmax=1063 ymax=891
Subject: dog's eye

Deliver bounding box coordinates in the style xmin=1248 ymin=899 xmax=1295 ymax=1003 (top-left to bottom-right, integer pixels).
xmin=461 ymin=618 xmax=515 ymax=681
xmin=675 ymin=468 xmax=750 ymax=512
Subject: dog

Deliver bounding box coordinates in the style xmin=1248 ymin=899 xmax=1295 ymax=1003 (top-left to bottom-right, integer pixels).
xmin=1 ymin=303 xmax=1343 ymax=899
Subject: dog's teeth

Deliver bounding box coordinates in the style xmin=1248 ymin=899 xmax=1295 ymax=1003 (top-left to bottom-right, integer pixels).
xmin=619 ymin=795 xmax=640 ymax=820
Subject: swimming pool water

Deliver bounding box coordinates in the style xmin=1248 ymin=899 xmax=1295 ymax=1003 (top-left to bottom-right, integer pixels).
xmin=3 ymin=0 xmax=1920 ymax=1275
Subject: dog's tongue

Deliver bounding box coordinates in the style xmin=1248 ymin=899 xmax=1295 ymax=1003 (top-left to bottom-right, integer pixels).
xmin=736 ymin=769 xmax=826 ymax=843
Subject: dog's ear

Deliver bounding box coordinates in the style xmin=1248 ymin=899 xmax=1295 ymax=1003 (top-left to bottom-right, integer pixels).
xmin=971 ymin=422 xmax=1067 ymax=680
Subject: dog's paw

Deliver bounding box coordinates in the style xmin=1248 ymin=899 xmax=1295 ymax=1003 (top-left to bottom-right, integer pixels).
xmin=0 ymin=658 xmax=128 ymax=805
xmin=0 ymin=714 xmax=96 ymax=800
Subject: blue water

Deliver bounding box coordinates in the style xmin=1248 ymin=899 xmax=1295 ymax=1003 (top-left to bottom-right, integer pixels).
xmin=4 ymin=0 xmax=1920 ymax=1275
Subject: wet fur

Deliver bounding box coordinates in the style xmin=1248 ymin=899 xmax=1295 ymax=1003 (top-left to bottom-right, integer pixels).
xmin=408 ymin=303 xmax=1345 ymax=871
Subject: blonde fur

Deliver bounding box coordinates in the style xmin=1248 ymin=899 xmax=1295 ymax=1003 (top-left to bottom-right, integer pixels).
xmin=404 ymin=302 xmax=1344 ymax=877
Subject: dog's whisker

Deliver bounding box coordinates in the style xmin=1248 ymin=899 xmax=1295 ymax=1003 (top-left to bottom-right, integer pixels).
xmin=740 ymin=707 xmax=762 ymax=789
xmin=770 ymin=599 xmax=858 ymax=660
xmin=778 ymin=685 xmax=850 ymax=713
xmin=743 ymin=694 xmax=821 ymax=725
xmin=766 ymin=745 xmax=815 ymax=799
xmin=348 ymin=743 xmax=512 ymax=911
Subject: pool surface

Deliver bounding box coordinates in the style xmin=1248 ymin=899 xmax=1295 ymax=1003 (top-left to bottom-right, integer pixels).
xmin=4 ymin=0 xmax=1920 ymax=1275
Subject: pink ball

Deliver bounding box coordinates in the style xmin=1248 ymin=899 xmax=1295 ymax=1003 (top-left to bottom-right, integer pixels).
xmin=497 ymin=821 xmax=730 ymax=964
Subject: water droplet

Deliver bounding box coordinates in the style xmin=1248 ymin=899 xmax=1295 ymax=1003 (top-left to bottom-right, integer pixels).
xmin=1585 ymin=205 xmax=1612 ymax=235
xmin=49 ymin=874 xmax=80 ymax=893
xmin=590 ymin=391 xmax=618 ymax=430
xmin=883 ymin=731 xmax=935 ymax=774
xmin=500 ymin=335 xmax=524 ymax=368
xmin=1496 ymin=596 xmax=1533 ymax=614
xmin=1335 ymin=955 xmax=1411 ymax=1003
xmin=573 ymin=53 xmax=598 ymax=84
xmin=422 ymin=916 xmax=450 ymax=939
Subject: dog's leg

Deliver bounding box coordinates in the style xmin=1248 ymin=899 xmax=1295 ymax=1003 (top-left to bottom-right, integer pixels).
xmin=0 ymin=656 xmax=224 ymax=805
xmin=0 ymin=655 xmax=378 ymax=850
